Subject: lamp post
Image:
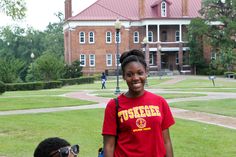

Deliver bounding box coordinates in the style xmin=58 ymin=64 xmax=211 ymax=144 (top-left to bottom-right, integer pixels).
xmin=30 ymin=52 xmax=35 ymax=81
xmin=142 ymin=37 xmax=149 ymax=86
xmin=114 ymin=19 xmax=122 ymax=95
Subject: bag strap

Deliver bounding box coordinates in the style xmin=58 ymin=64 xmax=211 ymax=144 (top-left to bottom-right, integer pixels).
xmin=114 ymin=98 xmax=119 ymax=134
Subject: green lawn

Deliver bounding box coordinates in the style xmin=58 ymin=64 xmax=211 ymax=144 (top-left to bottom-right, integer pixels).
xmin=170 ymin=98 xmax=236 ymax=117
xmin=0 ymin=109 xmax=235 ymax=157
xmin=0 ymin=96 xmax=96 ymax=111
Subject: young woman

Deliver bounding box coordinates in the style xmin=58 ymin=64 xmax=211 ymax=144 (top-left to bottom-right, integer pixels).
xmin=102 ymin=49 xmax=175 ymax=157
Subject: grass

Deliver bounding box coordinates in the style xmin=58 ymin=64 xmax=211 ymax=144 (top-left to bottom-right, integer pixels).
xmin=0 ymin=75 xmax=235 ymax=156
xmin=0 ymin=96 xmax=96 ymax=111
xmin=170 ymin=98 xmax=236 ymax=117
xmin=0 ymin=109 xmax=235 ymax=157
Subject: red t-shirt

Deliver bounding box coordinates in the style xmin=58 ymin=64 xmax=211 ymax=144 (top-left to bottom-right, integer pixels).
xmin=102 ymin=90 xmax=175 ymax=157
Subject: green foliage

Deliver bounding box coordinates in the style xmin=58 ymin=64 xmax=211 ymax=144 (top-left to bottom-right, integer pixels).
xmin=59 ymin=76 xmax=95 ymax=86
xmin=0 ymin=0 xmax=26 ymax=20
xmin=5 ymin=81 xmax=62 ymax=91
xmin=0 ymin=57 xmax=25 ymax=83
xmin=63 ymin=60 xmax=83 ymax=79
xmin=199 ymin=0 xmax=236 ymax=71
xmin=0 ymin=81 xmax=6 ymax=94
xmin=26 ymin=53 xmax=65 ymax=81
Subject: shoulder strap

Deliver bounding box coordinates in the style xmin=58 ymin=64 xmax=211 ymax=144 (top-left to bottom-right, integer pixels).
xmin=114 ymin=98 xmax=119 ymax=134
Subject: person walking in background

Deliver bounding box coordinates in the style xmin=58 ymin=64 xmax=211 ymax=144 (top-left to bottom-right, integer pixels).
xmin=101 ymin=72 xmax=107 ymax=89
xmin=102 ymin=49 xmax=175 ymax=157
xmin=34 ymin=137 xmax=79 ymax=157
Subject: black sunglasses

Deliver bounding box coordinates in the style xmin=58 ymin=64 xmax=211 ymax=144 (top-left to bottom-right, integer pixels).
xmin=50 ymin=144 xmax=79 ymax=157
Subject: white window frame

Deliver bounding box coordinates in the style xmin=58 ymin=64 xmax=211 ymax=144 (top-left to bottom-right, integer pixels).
xmin=88 ymin=31 xmax=95 ymax=44
xmin=106 ymin=31 xmax=112 ymax=43
xmin=148 ymin=31 xmax=153 ymax=42
xmin=106 ymin=54 xmax=112 ymax=66
xmin=89 ymin=54 xmax=95 ymax=67
xmin=80 ymin=54 xmax=86 ymax=66
xmin=115 ymin=32 xmax=121 ymax=43
xmin=161 ymin=2 xmax=167 ymax=17
xmin=133 ymin=31 xmax=139 ymax=43
xmin=175 ymin=31 xmax=180 ymax=42
xmin=79 ymin=32 xmax=85 ymax=43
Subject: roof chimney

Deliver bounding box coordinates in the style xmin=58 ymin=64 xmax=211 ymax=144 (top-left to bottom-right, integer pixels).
xmin=65 ymin=0 xmax=72 ymax=20
xmin=139 ymin=0 xmax=145 ymax=19
xmin=182 ymin=0 xmax=188 ymax=16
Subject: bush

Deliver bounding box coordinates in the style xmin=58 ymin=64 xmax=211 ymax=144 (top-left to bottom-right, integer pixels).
xmin=5 ymin=81 xmax=62 ymax=91
xmin=224 ymin=71 xmax=235 ymax=78
xmin=60 ymin=77 xmax=95 ymax=86
xmin=0 ymin=81 xmax=6 ymax=94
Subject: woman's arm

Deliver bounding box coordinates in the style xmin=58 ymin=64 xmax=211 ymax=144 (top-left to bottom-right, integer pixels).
xmin=103 ymin=135 xmax=116 ymax=157
xmin=162 ymin=129 xmax=174 ymax=157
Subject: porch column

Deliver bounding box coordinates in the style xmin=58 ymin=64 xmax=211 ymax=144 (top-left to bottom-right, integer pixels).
xmin=179 ymin=24 xmax=182 ymax=42
xmin=178 ymin=42 xmax=183 ymax=69
xmin=157 ymin=43 xmax=162 ymax=71
xmin=145 ymin=43 xmax=150 ymax=74
xmin=157 ymin=24 xmax=160 ymax=42
xmin=146 ymin=24 xmax=149 ymax=38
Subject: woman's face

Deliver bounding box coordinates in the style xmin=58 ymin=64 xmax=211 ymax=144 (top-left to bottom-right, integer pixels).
xmin=123 ymin=61 xmax=147 ymax=97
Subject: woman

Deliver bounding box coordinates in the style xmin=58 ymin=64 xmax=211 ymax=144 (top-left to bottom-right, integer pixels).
xmin=34 ymin=137 xmax=79 ymax=157
xmin=102 ymin=49 xmax=175 ymax=157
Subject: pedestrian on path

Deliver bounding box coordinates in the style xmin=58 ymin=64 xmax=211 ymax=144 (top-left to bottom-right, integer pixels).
xmin=102 ymin=49 xmax=175 ymax=157
xmin=101 ymin=72 xmax=107 ymax=89
xmin=34 ymin=137 xmax=80 ymax=157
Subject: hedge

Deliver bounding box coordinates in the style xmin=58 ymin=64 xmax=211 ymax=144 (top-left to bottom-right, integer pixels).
xmin=5 ymin=81 xmax=62 ymax=91
xmin=59 ymin=76 xmax=95 ymax=86
xmin=4 ymin=76 xmax=95 ymax=91
xmin=0 ymin=81 xmax=6 ymax=94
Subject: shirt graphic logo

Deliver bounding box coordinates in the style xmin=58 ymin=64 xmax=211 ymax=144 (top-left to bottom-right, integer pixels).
xmin=136 ymin=118 xmax=146 ymax=128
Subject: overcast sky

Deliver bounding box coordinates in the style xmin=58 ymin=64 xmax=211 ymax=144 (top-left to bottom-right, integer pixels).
xmin=0 ymin=0 xmax=97 ymax=31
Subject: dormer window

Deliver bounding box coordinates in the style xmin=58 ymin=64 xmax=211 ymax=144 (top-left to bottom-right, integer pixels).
xmin=161 ymin=2 xmax=167 ymax=17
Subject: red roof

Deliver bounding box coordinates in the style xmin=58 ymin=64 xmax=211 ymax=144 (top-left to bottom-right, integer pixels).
xmin=70 ymin=0 xmax=202 ymax=21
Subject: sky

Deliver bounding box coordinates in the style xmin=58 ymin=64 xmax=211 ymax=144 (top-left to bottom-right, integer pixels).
xmin=0 ymin=0 xmax=97 ymax=31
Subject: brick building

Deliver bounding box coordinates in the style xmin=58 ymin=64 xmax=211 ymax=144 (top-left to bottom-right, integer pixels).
xmin=63 ymin=0 xmax=204 ymax=75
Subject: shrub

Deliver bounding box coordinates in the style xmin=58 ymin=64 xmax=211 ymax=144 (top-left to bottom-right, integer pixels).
xmin=60 ymin=77 xmax=95 ymax=86
xmin=224 ymin=71 xmax=235 ymax=77
xmin=0 ymin=81 xmax=6 ymax=94
xmin=5 ymin=81 xmax=62 ymax=91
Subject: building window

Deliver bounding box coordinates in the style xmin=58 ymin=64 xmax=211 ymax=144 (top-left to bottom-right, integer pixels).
xmin=150 ymin=52 xmax=154 ymax=65
xmin=89 ymin=54 xmax=95 ymax=67
xmin=80 ymin=54 xmax=86 ymax=66
xmin=176 ymin=53 xmax=179 ymax=64
xmin=211 ymin=51 xmax=217 ymax=60
xmin=88 ymin=31 xmax=95 ymax=43
xmin=175 ymin=31 xmax=180 ymax=42
xmin=115 ymin=54 xmax=121 ymax=66
xmin=106 ymin=54 xmax=112 ymax=66
xmin=79 ymin=32 xmax=85 ymax=43
xmin=106 ymin=31 xmax=112 ymax=43
xmin=161 ymin=2 xmax=167 ymax=17
xmin=148 ymin=31 xmax=153 ymax=42
xmin=133 ymin=31 xmax=139 ymax=43
xmin=161 ymin=31 xmax=167 ymax=42
xmin=115 ymin=32 xmax=121 ymax=43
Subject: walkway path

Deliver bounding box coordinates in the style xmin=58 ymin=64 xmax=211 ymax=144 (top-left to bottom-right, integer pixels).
xmin=1 ymin=88 xmax=236 ymax=130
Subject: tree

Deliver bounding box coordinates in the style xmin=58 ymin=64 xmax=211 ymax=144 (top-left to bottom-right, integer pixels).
xmin=198 ymin=0 xmax=236 ymax=71
xmin=0 ymin=57 xmax=25 ymax=83
xmin=26 ymin=53 xmax=64 ymax=81
xmin=64 ymin=60 xmax=83 ymax=79
xmin=0 ymin=0 xmax=26 ymax=19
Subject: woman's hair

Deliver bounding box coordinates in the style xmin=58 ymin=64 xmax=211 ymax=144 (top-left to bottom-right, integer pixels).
xmin=120 ymin=49 xmax=146 ymax=74
xmin=34 ymin=137 xmax=70 ymax=157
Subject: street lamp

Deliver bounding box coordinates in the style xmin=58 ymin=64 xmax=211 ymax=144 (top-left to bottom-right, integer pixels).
xmin=30 ymin=52 xmax=35 ymax=81
xmin=114 ymin=19 xmax=122 ymax=95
